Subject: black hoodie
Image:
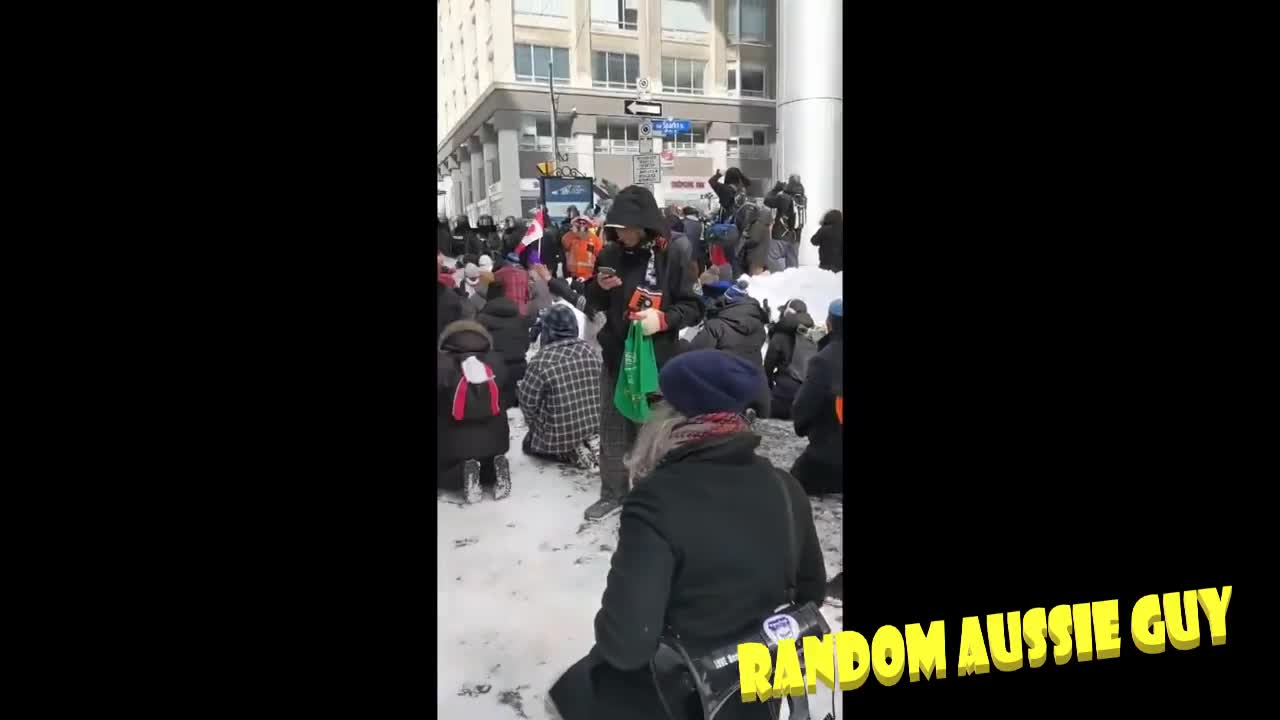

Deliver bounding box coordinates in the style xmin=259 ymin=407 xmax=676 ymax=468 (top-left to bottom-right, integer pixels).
xmin=763 ymin=309 xmax=816 ymax=385
xmin=584 ymin=186 xmax=703 ymax=375
xmin=690 ymin=295 xmax=770 ymax=367
xmin=476 ymin=296 xmax=533 ymax=408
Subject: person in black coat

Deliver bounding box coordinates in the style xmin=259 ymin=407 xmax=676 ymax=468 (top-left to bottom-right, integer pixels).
xmin=475 ymin=214 xmax=502 ymax=257
xmin=581 ymin=185 xmax=704 ymax=521
xmin=708 ymin=167 xmax=750 ymax=224
xmin=690 ymin=280 xmax=769 ymax=366
xmin=451 ymin=215 xmax=478 ymax=258
xmin=740 ymin=207 xmax=774 ymax=275
xmin=437 ymin=215 xmax=452 ymax=255
xmin=437 ymin=253 xmax=464 ymax=342
xmin=477 ymin=282 xmax=533 ymax=409
xmin=680 ymin=206 xmax=707 ymax=274
xmin=790 ymin=298 xmax=844 ymax=496
xmin=762 ymin=299 xmax=816 ymax=420
xmin=437 ymin=320 xmax=512 ymax=502
xmin=548 ymin=349 xmax=825 ymax=720
xmin=811 ymin=209 xmax=843 ymax=272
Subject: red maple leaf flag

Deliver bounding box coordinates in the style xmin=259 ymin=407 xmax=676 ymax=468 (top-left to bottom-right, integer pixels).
xmin=520 ymin=208 xmax=544 ymax=249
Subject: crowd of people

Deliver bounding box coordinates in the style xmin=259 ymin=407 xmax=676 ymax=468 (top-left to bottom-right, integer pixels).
xmin=437 ymin=173 xmax=845 ymax=720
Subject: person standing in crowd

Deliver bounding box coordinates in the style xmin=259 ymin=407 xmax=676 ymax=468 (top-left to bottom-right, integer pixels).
xmin=477 ymin=281 xmax=533 ymax=409
xmin=708 ymin=168 xmax=750 ymax=224
xmin=438 ymin=252 xmax=464 ymax=340
xmin=493 ymin=250 xmax=531 ymax=316
xmin=518 ymin=305 xmax=603 ymax=470
xmin=437 ymin=320 xmax=512 ymax=504
xmin=451 ymin=215 xmax=477 ymax=258
xmin=437 ymin=215 xmax=452 ymax=256
xmin=764 ymin=175 xmax=807 ymax=269
xmin=475 ymin=215 xmax=501 ymax=257
xmin=501 ymin=216 xmax=526 ymax=257
xmin=811 ymin=209 xmax=843 ymax=272
xmin=762 ymin=299 xmax=817 ymax=419
xmin=547 ymin=349 xmax=826 ymax=720
xmin=457 ymin=263 xmax=487 ymax=320
xmin=561 ymin=216 xmax=603 ymax=282
xmin=580 ymin=185 xmax=703 ymax=521
xmin=741 ymin=207 xmax=775 ymax=275
xmin=791 ymin=298 xmax=843 ymax=497
xmin=681 ymin=206 xmax=707 ymax=276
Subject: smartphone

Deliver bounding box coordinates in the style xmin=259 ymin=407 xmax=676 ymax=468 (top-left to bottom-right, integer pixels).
xmin=597 ymin=267 xmax=617 ymax=277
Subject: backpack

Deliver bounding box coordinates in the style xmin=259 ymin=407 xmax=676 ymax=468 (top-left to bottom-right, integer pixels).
xmin=786 ymin=326 xmax=823 ymax=384
xmin=790 ymin=194 xmax=807 ymax=234
xmin=450 ymin=355 xmax=501 ymax=421
xmin=733 ymin=201 xmax=760 ymax=238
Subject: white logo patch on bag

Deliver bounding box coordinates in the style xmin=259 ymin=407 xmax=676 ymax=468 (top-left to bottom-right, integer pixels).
xmin=762 ymin=613 xmax=801 ymax=643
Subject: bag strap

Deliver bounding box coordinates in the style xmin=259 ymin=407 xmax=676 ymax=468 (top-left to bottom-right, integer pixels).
xmin=774 ymin=468 xmax=799 ymax=605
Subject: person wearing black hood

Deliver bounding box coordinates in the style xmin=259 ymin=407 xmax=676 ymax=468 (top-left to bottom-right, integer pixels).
xmin=811 ymin=209 xmax=843 ymax=272
xmin=437 ymin=215 xmax=453 ymax=256
xmin=790 ymin=298 xmax=843 ymax=497
xmin=708 ymin=167 xmax=749 ymax=224
xmin=477 ymin=281 xmax=534 ymax=409
xmin=764 ymin=175 xmax=807 ymax=269
xmin=580 ymin=185 xmax=703 ymax=521
xmin=451 ymin=215 xmax=478 ymax=258
xmin=762 ymin=299 xmax=816 ymax=419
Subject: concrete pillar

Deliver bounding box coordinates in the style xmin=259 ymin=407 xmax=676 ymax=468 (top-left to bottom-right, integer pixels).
xmin=459 ymin=150 xmax=473 ymax=219
xmin=450 ymin=166 xmax=465 ymax=219
xmin=570 ymin=0 xmax=591 ymax=86
xmin=574 ymin=133 xmax=595 ymax=178
xmin=777 ymin=0 xmax=842 ymax=267
xmin=468 ymin=137 xmax=485 ymax=221
xmin=494 ymin=111 xmax=524 ymax=220
xmin=481 ymin=126 xmax=499 ymax=197
xmin=709 ymin=0 xmax=728 ymax=95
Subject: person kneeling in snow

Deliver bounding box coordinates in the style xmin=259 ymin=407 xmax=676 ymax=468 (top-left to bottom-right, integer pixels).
xmin=763 ymin=299 xmax=817 ymax=420
xmin=437 ymin=320 xmax=512 ymax=504
xmin=690 ymin=278 xmax=772 ymax=419
xmin=518 ymin=305 xmax=603 ymax=470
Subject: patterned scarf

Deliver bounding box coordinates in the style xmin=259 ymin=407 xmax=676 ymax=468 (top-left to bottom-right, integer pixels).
xmin=668 ymin=412 xmax=751 ymax=450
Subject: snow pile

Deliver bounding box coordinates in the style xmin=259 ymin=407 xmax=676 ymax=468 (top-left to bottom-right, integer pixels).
xmin=741 ymin=267 xmax=843 ymax=323
xmin=438 ymin=412 xmax=844 ymax=719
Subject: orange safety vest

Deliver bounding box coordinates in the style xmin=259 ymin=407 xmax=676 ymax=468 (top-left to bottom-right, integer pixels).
xmin=563 ymin=229 xmax=604 ymax=279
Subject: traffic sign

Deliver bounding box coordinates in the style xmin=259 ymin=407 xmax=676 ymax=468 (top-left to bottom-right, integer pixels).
xmin=624 ymin=100 xmax=663 ymax=116
xmin=651 ymin=119 xmax=691 ymax=136
xmin=633 ymin=154 xmax=661 ymax=185
xmin=638 ymin=121 xmax=653 ymax=139
xmin=637 ymin=77 xmax=652 ymax=93
xmin=638 ymin=138 xmax=654 ymax=154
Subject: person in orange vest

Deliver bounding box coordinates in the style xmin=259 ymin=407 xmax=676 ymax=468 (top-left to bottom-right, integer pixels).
xmin=561 ymin=216 xmax=604 ymax=281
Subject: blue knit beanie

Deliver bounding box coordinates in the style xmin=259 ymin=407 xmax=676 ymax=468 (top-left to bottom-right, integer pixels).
xmin=658 ymin=350 xmax=765 ymax=417
xmin=724 ymin=278 xmax=751 ymax=303
xmin=829 ymin=298 xmax=843 ymax=318
xmin=539 ymin=304 xmax=580 ymax=344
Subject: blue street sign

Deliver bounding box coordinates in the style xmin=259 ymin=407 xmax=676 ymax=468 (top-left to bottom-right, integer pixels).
xmin=651 ymin=119 xmax=691 ymax=136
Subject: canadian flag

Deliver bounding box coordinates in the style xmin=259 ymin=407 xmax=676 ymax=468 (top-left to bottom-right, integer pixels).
xmin=520 ymin=208 xmax=544 ymax=249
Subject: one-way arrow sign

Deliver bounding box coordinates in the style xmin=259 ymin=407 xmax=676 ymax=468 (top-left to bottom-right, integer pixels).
xmin=624 ymin=100 xmax=663 ymax=117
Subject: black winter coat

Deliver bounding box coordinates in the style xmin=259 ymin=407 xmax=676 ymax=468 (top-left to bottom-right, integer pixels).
xmin=763 ymin=311 xmax=816 ymax=385
xmin=691 ymin=296 xmax=769 ymax=367
xmin=584 ymin=189 xmax=703 ymax=375
xmin=741 ymin=219 xmax=771 ymax=272
xmin=437 ymin=321 xmax=511 ymax=468
xmin=437 ymin=282 xmax=464 ymax=344
xmin=763 ymin=185 xmax=799 ymax=241
xmin=540 ymin=225 xmax=565 ymax=274
xmin=811 ymin=222 xmax=842 ymax=271
xmin=477 ymin=297 xmax=532 ymax=407
xmin=792 ymin=330 xmax=843 ymax=468
xmin=550 ymin=433 xmax=826 ymax=720
xmin=437 ymin=222 xmax=452 ymax=255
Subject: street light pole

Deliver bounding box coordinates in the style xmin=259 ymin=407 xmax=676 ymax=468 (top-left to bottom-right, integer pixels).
xmin=549 ymin=61 xmax=559 ymax=170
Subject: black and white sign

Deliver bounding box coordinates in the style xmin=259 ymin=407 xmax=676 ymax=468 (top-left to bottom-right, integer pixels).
xmin=638 ymin=138 xmax=654 ymax=154
xmin=638 ymin=121 xmax=653 ymax=139
xmin=632 ymin=154 xmax=661 ymax=185
xmin=637 ymin=77 xmax=651 ymax=93
xmin=624 ymin=100 xmax=663 ymax=117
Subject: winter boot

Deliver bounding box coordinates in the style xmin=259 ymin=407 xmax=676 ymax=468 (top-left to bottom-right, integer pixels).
xmin=462 ymin=459 xmax=483 ymax=505
xmin=745 ymin=408 xmax=758 ymax=426
xmin=492 ymin=455 xmax=511 ymax=500
xmin=824 ymin=571 xmax=844 ymax=608
xmin=583 ymin=497 xmax=621 ymax=522
xmin=572 ymin=443 xmax=598 ymax=471
xmin=584 ymin=434 xmax=601 ymax=462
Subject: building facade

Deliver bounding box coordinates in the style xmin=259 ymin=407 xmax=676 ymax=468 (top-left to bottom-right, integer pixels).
xmin=437 ymin=0 xmax=781 ymax=225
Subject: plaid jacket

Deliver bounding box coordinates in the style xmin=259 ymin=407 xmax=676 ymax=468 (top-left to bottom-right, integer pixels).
xmin=518 ymin=338 xmax=603 ymax=454
xmin=494 ymin=264 xmax=531 ymax=316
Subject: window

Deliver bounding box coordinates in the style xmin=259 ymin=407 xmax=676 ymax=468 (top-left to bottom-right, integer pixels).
xmin=592 ymin=0 xmax=638 ymax=31
xmin=514 ymin=0 xmax=568 ymax=16
xmin=727 ymin=61 xmax=767 ymax=97
xmin=728 ymin=124 xmax=769 ymax=160
xmin=727 ymin=0 xmax=767 ymax=44
xmin=661 ymin=57 xmax=705 ymax=94
xmin=592 ymin=51 xmax=639 ymax=89
xmin=518 ymin=113 xmax=572 ymax=151
xmin=662 ymin=0 xmax=710 ymax=32
xmin=594 ymin=118 xmax=642 ymax=154
xmin=514 ymin=44 xmax=570 ymax=83
xmin=668 ymin=124 xmax=707 ymax=156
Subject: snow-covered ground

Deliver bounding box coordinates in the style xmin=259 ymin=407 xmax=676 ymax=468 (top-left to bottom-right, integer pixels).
xmin=741 ymin=267 xmax=843 ymax=325
xmin=438 ymin=414 xmax=844 ymax=719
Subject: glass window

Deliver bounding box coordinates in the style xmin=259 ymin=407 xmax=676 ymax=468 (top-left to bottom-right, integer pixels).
xmin=593 ymin=52 xmax=640 ymax=89
xmin=741 ymin=64 xmax=766 ymax=97
xmin=515 ymin=44 xmax=571 ymax=83
xmin=592 ymin=0 xmax=639 ymax=30
xmin=514 ymin=0 xmax=568 ymax=16
xmin=727 ymin=0 xmax=766 ymax=44
xmin=594 ymin=117 xmax=642 ymax=154
xmin=661 ymin=57 xmax=705 ymax=95
xmin=669 ymin=124 xmax=708 ymax=156
xmin=727 ymin=67 xmax=736 ymax=93
xmin=662 ymin=0 xmax=709 ymax=32
xmin=727 ymin=123 xmax=770 ymax=159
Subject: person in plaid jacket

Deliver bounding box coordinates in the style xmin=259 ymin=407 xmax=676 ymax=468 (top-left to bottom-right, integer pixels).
xmin=518 ymin=304 xmax=603 ymax=469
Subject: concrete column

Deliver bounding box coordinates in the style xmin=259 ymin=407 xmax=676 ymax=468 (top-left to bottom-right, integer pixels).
xmin=777 ymin=0 xmax=842 ymax=267
xmin=709 ymin=0 xmax=728 ymax=95
xmin=573 ymin=133 xmax=595 ymax=178
xmin=459 ymin=149 xmax=473 ymax=219
xmin=494 ymin=113 xmax=523 ymax=220
xmin=468 ymin=137 xmax=485 ymax=221
xmin=450 ymin=167 xmax=465 ymax=218
xmin=481 ymin=126 xmax=499 ymax=195
xmin=570 ymin=0 xmax=591 ymax=87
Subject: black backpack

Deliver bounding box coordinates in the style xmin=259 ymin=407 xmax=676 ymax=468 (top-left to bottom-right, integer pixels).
xmin=786 ymin=326 xmax=822 ymax=384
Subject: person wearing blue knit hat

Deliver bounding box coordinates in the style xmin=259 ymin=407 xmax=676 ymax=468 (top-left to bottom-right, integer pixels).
xmin=548 ymin=348 xmax=826 ymax=720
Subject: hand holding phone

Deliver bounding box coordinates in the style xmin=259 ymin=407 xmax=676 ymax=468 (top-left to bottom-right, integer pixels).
xmin=596 ymin=267 xmax=622 ymax=290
